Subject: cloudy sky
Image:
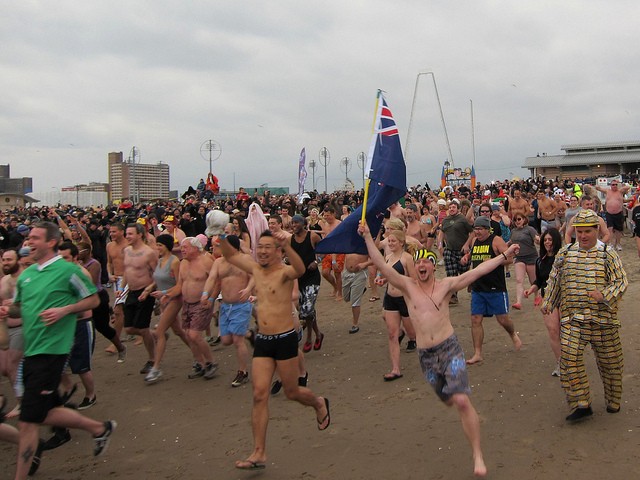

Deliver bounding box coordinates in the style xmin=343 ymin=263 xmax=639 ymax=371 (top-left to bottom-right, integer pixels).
xmin=3 ymin=1 xmax=640 ymax=196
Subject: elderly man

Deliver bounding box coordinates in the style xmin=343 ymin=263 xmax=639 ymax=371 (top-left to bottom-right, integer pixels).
xmin=542 ymin=209 xmax=627 ymax=422
xmin=173 ymin=237 xmax=217 ymax=380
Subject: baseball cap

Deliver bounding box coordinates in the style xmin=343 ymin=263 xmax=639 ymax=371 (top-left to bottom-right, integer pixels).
xmin=437 ymin=199 xmax=447 ymax=206
xmin=572 ymin=209 xmax=599 ymax=227
xmin=473 ymin=216 xmax=491 ymax=229
xmin=17 ymin=224 xmax=29 ymax=234
xmin=291 ymin=214 xmax=305 ymax=224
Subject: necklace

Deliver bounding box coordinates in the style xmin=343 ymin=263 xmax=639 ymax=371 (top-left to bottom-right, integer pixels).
xmin=418 ymin=279 xmax=440 ymax=311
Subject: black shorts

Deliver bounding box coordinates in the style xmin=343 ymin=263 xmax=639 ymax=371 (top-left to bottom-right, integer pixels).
xmin=124 ymin=288 xmax=155 ymax=329
xmin=20 ymin=354 xmax=67 ymax=424
xmin=605 ymin=211 xmax=624 ymax=232
xmin=383 ymin=293 xmax=409 ymax=317
xmin=68 ymin=319 xmax=95 ymax=374
xmin=253 ymin=329 xmax=298 ymax=361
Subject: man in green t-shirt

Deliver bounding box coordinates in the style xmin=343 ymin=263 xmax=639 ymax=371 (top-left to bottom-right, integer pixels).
xmin=0 ymin=222 xmax=117 ymax=479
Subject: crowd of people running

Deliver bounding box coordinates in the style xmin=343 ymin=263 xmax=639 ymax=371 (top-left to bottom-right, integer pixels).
xmin=0 ymin=173 xmax=638 ymax=477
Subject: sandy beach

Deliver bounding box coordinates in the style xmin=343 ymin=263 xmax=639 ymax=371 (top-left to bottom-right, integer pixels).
xmin=1 ymin=236 xmax=640 ymax=480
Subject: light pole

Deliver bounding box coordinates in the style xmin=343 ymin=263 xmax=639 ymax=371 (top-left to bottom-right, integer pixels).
xmin=319 ymin=147 xmax=330 ymax=193
xmin=356 ymin=152 xmax=366 ymax=189
xmin=309 ymin=159 xmax=317 ymax=190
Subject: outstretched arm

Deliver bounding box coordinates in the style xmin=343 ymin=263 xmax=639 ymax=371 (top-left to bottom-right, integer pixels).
xmin=358 ymin=222 xmax=412 ymax=295
xmin=447 ymin=243 xmax=519 ymax=293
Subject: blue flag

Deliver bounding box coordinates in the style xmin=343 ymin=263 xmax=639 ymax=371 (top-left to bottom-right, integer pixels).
xmin=316 ymin=91 xmax=407 ymax=254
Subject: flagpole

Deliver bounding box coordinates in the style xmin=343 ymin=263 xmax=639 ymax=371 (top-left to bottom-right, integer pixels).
xmin=361 ymin=90 xmax=381 ymax=225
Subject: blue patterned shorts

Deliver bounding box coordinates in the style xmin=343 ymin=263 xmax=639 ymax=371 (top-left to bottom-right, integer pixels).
xmin=418 ymin=334 xmax=471 ymax=402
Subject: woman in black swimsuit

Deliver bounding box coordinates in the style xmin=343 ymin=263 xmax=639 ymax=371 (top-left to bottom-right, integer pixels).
xmin=378 ymin=229 xmax=416 ymax=381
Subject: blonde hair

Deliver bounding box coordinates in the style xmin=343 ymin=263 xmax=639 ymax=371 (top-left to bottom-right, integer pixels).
xmin=385 ymin=218 xmax=406 ymax=231
xmin=387 ymin=229 xmax=406 ymax=245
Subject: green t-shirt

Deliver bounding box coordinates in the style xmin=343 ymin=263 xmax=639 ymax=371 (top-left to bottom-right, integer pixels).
xmin=15 ymin=256 xmax=97 ymax=357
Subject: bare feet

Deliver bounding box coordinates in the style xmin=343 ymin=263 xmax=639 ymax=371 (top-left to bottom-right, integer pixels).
xmin=512 ymin=332 xmax=522 ymax=351
xmin=474 ymin=454 xmax=488 ymax=477
xmin=105 ymin=345 xmax=117 ymax=354
xmin=335 ymin=295 xmax=343 ymax=302
xmin=466 ymin=355 xmax=483 ymax=365
xmin=134 ymin=336 xmax=143 ymax=346
xmin=5 ymin=404 xmax=21 ymax=419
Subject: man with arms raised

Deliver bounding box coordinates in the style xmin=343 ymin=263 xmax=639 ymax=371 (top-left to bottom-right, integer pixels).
xmin=220 ymin=229 xmax=330 ymax=471
xmin=121 ymin=223 xmax=158 ymax=375
xmin=360 ymin=220 xmax=519 ymax=478
xmin=0 ymin=222 xmax=116 ymax=479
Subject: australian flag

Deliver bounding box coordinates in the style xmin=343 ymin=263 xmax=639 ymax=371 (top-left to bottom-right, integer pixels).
xmin=316 ymin=91 xmax=407 ymax=254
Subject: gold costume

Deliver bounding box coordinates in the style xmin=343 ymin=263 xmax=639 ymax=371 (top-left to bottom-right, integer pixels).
xmin=542 ymin=241 xmax=627 ymax=412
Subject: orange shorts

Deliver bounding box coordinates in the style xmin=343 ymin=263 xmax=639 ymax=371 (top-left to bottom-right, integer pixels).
xmin=322 ymin=254 xmax=345 ymax=273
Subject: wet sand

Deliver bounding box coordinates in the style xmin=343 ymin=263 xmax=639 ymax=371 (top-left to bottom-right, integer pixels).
xmin=1 ymin=236 xmax=640 ymax=479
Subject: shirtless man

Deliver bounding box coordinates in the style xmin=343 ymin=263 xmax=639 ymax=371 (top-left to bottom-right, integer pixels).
xmin=596 ymin=180 xmax=631 ymax=251
xmin=221 ymin=229 xmax=330 ymax=471
xmin=507 ymin=188 xmax=531 ymax=220
xmin=121 ymin=223 xmax=158 ymax=375
xmin=342 ymin=253 xmax=370 ymax=334
xmin=360 ymin=221 xmax=520 ymax=478
xmin=201 ymin=235 xmax=252 ymax=386
xmin=320 ymin=206 xmax=344 ymax=300
xmin=0 ymin=249 xmax=24 ymax=417
xmin=106 ymin=223 xmax=128 ymax=354
xmin=405 ymin=204 xmax=429 ymax=245
xmin=536 ymin=191 xmax=558 ymax=233
xmin=174 ymin=237 xmax=217 ymax=380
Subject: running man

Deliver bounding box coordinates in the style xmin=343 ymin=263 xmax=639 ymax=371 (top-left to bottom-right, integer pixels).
xmin=220 ymin=229 xmax=330 ymax=471
xmin=360 ymin=220 xmax=520 ymax=478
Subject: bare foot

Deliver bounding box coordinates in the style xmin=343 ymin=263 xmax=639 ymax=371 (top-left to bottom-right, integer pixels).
xmin=466 ymin=355 xmax=483 ymax=365
xmin=5 ymin=404 xmax=21 ymax=419
xmin=512 ymin=332 xmax=522 ymax=351
xmin=105 ymin=345 xmax=117 ymax=354
xmin=335 ymin=296 xmax=343 ymax=302
xmin=134 ymin=336 xmax=143 ymax=346
xmin=474 ymin=454 xmax=488 ymax=477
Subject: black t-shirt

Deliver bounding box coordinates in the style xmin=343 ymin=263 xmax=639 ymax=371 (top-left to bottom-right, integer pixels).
xmin=470 ymin=234 xmax=506 ymax=293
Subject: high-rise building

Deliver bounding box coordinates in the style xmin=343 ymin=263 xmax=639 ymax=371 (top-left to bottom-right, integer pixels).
xmin=0 ymin=164 xmax=33 ymax=194
xmin=108 ymin=152 xmax=170 ymax=203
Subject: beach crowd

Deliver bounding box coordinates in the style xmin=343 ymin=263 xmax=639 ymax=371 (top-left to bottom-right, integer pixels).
xmin=1 ymin=173 xmax=639 ymax=478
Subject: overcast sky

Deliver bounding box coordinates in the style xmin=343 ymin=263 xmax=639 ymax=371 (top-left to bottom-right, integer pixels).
xmin=3 ymin=1 xmax=640 ymax=196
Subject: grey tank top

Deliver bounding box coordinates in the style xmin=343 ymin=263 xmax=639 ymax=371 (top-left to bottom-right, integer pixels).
xmin=154 ymin=255 xmax=178 ymax=291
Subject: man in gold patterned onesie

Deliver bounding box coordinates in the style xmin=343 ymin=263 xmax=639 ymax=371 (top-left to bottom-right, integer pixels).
xmin=542 ymin=209 xmax=627 ymax=422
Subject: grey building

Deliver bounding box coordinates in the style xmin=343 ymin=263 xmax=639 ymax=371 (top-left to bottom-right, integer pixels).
xmin=523 ymin=141 xmax=640 ymax=179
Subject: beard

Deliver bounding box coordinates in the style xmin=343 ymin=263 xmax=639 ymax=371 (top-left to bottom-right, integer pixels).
xmin=2 ymin=262 xmax=19 ymax=275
